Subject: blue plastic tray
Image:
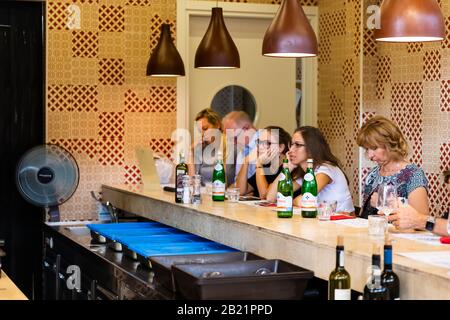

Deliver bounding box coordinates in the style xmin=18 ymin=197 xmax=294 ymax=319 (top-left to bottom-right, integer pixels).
xmin=87 ymin=222 xmax=164 ymax=233
xmin=127 ymin=242 xmax=237 ymax=258
xmin=116 ymin=234 xmax=205 ymax=247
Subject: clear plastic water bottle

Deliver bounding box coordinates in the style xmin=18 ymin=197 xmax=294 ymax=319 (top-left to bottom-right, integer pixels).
xmin=192 ymin=174 xmax=202 ymax=204
xmin=182 ymin=175 xmax=191 ymax=204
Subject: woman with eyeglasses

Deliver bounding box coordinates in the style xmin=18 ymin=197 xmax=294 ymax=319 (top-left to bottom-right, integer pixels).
xmin=235 ymin=126 xmax=291 ymax=199
xmin=266 ymin=126 xmax=354 ymax=213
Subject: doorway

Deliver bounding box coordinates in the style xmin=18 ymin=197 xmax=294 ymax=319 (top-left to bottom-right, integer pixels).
xmin=176 ymin=0 xmax=318 ymax=135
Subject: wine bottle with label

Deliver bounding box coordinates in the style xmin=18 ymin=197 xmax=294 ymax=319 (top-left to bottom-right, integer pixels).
xmin=381 ymin=235 xmax=400 ymax=300
xmin=363 ymin=244 xmax=390 ymax=300
xmin=276 ymin=158 xmax=293 ymax=218
xmin=328 ymin=235 xmax=351 ymax=300
xmin=175 ymin=152 xmax=188 ymax=203
xmin=301 ymin=158 xmax=318 ymax=218
xmin=212 ymin=151 xmax=225 ymax=201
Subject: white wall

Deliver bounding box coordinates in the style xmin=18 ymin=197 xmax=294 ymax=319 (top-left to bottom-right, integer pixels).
xmin=188 ymin=15 xmax=297 ymax=134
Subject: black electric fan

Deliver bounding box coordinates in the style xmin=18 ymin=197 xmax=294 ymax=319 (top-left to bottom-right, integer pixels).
xmin=16 ymin=144 xmax=80 ymax=222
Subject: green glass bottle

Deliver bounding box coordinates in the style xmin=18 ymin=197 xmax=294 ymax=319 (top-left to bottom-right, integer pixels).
xmin=301 ymin=158 xmax=318 ymax=218
xmin=212 ymin=151 xmax=226 ymax=201
xmin=328 ymin=236 xmax=351 ymax=300
xmin=276 ymin=159 xmax=293 ymax=218
xmin=175 ymin=152 xmax=188 ymax=203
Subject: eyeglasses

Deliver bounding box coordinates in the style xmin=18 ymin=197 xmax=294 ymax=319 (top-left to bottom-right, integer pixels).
xmin=256 ymin=139 xmax=278 ymax=148
xmin=290 ymin=142 xmax=305 ymax=149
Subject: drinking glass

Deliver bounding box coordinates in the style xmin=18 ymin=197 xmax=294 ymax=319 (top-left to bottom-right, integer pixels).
xmin=226 ymin=187 xmax=240 ymax=203
xmin=377 ymin=183 xmax=398 ymax=216
xmin=317 ymin=201 xmax=332 ymax=221
xmin=368 ymin=215 xmax=387 ymax=237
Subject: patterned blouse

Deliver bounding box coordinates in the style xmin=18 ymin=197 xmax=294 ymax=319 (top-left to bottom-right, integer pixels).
xmin=360 ymin=164 xmax=429 ymax=218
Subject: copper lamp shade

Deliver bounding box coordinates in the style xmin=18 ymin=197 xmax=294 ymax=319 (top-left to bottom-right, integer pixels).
xmin=375 ymin=0 xmax=445 ymax=42
xmin=262 ymin=0 xmax=318 ymax=58
xmin=195 ymin=7 xmax=240 ymax=69
xmin=146 ymin=24 xmax=185 ymax=77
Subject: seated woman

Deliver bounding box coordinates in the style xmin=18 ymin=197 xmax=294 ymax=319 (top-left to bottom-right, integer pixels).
xmin=187 ymin=108 xmax=235 ymax=186
xmin=388 ymin=170 xmax=449 ymax=236
xmin=267 ymin=126 xmax=354 ymax=213
xmin=235 ymin=126 xmax=291 ymax=199
xmin=357 ymin=115 xmax=429 ymax=219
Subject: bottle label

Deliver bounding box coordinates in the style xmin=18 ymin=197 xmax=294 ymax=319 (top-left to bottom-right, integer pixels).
xmin=279 ymin=173 xmax=286 ymax=181
xmin=301 ymin=192 xmax=317 ymax=211
xmin=277 ymin=193 xmax=292 ymax=211
xmin=339 ymin=250 xmax=345 ymax=267
xmin=212 ymin=180 xmax=225 ymax=196
xmin=334 ymin=289 xmax=351 ymax=300
xmin=214 ymin=164 xmax=223 ymax=171
xmin=304 ymin=173 xmax=314 ymax=182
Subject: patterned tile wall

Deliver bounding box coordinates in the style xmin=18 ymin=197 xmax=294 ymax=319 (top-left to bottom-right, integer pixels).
xmin=47 ymin=0 xmax=318 ymax=220
xmin=361 ymin=0 xmax=450 ymax=216
xmin=318 ymin=0 xmax=361 ymax=206
xmin=47 ymin=0 xmax=178 ymax=220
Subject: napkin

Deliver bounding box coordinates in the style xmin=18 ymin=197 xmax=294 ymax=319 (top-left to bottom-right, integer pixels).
xmin=330 ymin=214 xmax=356 ymax=221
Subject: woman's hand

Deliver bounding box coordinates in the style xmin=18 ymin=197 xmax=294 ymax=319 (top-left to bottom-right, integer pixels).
xmin=388 ymin=204 xmax=427 ymax=230
xmin=288 ymin=158 xmax=297 ymax=172
xmin=257 ymin=145 xmax=278 ymax=167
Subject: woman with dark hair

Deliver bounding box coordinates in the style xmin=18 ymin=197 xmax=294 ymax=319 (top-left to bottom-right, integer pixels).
xmin=236 ymin=126 xmax=291 ymax=199
xmin=267 ymin=126 xmax=354 ymax=213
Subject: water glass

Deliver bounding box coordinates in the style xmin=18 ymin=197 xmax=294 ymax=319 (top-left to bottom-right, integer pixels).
xmin=226 ymin=187 xmax=240 ymax=203
xmin=368 ymin=215 xmax=387 ymax=237
xmin=317 ymin=201 xmax=332 ymax=221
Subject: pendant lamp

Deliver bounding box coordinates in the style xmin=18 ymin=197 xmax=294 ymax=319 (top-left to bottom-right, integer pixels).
xmin=262 ymin=0 xmax=318 ymax=58
xmin=195 ymin=7 xmax=240 ymax=69
xmin=375 ymin=0 xmax=444 ymax=42
xmin=146 ymin=24 xmax=185 ymax=77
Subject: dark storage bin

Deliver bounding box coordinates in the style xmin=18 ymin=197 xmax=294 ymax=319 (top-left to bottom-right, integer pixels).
xmin=150 ymin=252 xmax=262 ymax=292
xmin=171 ymin=259 xmax=314 ymax=300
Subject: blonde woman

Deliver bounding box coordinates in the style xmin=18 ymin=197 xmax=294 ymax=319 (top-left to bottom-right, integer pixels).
xmin=357 ymin=115 xmax=429 ymax=219
xmin=188 ymin=108 xmax=235 ymax=186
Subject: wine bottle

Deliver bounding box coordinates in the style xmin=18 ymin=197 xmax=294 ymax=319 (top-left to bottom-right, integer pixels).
xmin=381 ymin=235 xmax=400 ymax=300
xmin=175 ymin=152 xmax=188 ymax=203
xmin=212 ymin=151 xmax=225 ymax=201
xmin=276 ymin=158 xmax=293 ymax=218
xmin=363 ymin=244 xmax=390 ymax=300
xmin=328 ymin=235 xmax=351 ymax=300
xmin=301 ymin=158 xmax=318 ymax=218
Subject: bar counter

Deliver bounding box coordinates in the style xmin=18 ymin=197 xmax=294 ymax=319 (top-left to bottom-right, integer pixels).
xmin=102 ymin=184 xmax=450 ymax=300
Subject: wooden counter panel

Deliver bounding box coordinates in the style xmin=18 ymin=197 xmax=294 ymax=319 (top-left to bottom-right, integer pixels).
xmin=0 ymin=271 xmax=28 ymax=300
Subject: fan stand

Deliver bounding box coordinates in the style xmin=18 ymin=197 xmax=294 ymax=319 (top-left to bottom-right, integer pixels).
xmin=47 ymin=206 xmax=61 ymax=222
